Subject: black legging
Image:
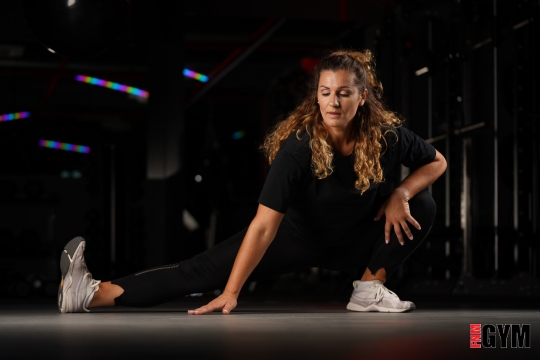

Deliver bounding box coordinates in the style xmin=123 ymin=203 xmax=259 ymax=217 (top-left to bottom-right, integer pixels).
xmin=112 ymin=189 xmax=436 ymax=307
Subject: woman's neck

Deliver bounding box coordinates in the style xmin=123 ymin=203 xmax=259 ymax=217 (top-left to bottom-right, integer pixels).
xmin=326 ymin=126 xmax=355 ymax=156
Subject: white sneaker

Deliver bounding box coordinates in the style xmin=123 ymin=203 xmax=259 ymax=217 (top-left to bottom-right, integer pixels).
xmin=58 ymin=237 xmax=101 ymax=313
xmin=346 ymin=280 xmax=416 ymax=313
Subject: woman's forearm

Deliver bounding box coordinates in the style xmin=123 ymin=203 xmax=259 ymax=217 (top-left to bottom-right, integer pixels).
xmin=223 ymin=221 xmax=279 ymax=297
xmin=396 ymin=150 xmax=447 ymax=200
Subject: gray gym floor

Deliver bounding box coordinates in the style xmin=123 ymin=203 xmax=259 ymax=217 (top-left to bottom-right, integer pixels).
xmin=1 ymin=299 xmax=539 ymax=360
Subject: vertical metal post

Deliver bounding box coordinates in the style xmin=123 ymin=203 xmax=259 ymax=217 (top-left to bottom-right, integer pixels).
xmin=512 ymin=25 xmax=519 ymax=268
xmin=427 ymin=19 xmax=433 ymax=140
xmin=445 ymin=141 xmax=451 ymax=227
xmin=207 ymin=210 xmax=218 ymax=249
xmin=493 ymin=0 xmax=499 ymax=274
xmin=461 ymin=36 xmax=473 ymax=276
xmin=205 ymin=100 xmax=217 ymax=250
xmin=531 ymin=8 xmax=538 ymax=276
xmin=444 ymin=53 xmax=451 ymax=280
xmin=110 ymin=144 xmax=116 ymax=264
xmin=428 ymin=19 xmax=433 ymax=196
xmin=444 ymin=61 xmax=451 ymax=228
xmin=461 ymin=138 xmax=472 ymax=274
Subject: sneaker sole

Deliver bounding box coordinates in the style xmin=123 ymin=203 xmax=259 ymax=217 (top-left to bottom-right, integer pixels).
xmin=346 ymin=301 xmax=416 ymax=313
xmin=58 ymin=237 xmax=85 ymax=313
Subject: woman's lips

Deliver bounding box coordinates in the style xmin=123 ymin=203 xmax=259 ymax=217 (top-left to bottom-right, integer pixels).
xmin=328 ymin=112 xmax=341 ymax=118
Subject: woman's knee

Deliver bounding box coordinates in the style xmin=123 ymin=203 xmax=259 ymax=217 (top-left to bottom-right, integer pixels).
xmin=409 ymin=188 xmax=436 ymax=224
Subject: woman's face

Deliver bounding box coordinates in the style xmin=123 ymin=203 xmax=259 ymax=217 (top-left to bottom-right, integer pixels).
xmin=317 ymin=69 xmax=367 ymax=132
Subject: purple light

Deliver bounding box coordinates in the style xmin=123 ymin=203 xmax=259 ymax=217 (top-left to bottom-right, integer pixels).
xmin=0 ymin=111 xmax=31 ymax=122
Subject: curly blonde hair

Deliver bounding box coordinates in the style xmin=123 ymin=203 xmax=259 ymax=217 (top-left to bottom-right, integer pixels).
xmin=262 ymin=49 xmax=402 ymax=194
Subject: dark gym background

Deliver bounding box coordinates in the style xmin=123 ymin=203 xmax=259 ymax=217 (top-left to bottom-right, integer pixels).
xmin=0 ymin=0 xmax=539 ymax=303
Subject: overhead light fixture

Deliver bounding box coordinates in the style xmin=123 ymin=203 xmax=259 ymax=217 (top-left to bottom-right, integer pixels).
xmin=183 ymin=69 xmax=209 ymax=82
xmin=60 ymin=170 xmax=82 ymax=179
xmin=415 ymin=67 xmax=429 ymax=76
xmin=0 ymin=111 xmax=31 ymax=122
xmin=182 ymin=209 xmax=200 ymax=231
xmin=75 ymin=75 xmax=149 ymax=98
xmin=38 ymin=140 xmax=90 ymax=154
xmin=513 ymin=19 xmax=530 ymax=30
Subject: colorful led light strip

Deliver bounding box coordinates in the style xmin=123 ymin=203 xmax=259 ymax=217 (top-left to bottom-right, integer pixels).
xmin=0 ymin=111 xmax=31 ymax=122
xmin=38 ymin=140 xmax=90 ymax=154
xmin=75 ymin=75 xmax=149 ymax=98
xmin=76 ymin=69 xmax=208 ymax=97
xmin=183 ymin=69 xmax=209 ymax=82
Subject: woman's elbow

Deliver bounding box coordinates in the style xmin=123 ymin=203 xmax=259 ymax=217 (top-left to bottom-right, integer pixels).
xmin=434 ymin=150 xmax=447 ymax=176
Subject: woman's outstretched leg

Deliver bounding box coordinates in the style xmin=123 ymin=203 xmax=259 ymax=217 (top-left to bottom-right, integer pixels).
xmin=59 ymin=224 xmax=320 ymax=312
xmin=58 ymin=237 xmax=101 ymax=313
xmin=88 ymin=282 xmax=123 ymax=308
xmin=109 ymin=228 xmax=247 ymax=308
xmin=110 ymin=226 xmax=319 ymax=308
xmin=58 ymin=229 xmax=248 ymax=312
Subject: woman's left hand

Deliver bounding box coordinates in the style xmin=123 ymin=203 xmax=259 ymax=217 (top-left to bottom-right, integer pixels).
xmin=374 ymin=188 xmax=421 ymax=245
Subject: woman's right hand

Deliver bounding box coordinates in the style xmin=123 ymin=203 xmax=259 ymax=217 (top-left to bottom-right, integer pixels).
xmin=187 ymin=291 xmax=238 ymax=315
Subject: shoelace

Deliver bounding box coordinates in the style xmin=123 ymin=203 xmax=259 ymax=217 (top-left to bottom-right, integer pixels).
xmin=88 ymin=276 xmax=101 ymax=291
xmin=83 ymin=272 xmax=101 ymax=292
xmin=82 ymin=262 xmax=100 ymax=292
xmin=373 ymin=283 xmax=399 ymax=302
xmin=82 ymin=272 xmax=101 ymax=310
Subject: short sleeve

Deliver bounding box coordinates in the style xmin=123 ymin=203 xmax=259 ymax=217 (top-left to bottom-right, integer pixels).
xmin=258 ymin=151 xmax=304 ymax=214
xmin=395 ymin=127 xmax=436 ymax=168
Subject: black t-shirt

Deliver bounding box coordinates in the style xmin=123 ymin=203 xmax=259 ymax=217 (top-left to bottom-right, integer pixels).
xmin=258 ymin=126 xmax=436 ymax=242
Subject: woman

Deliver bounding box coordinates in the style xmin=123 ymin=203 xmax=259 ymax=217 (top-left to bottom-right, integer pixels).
xmin=58 ymin=49 xmax=446 ymax=314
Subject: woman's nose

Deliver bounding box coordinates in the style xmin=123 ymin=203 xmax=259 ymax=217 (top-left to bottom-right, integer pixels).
xmin=330 ymin=95 xmax=339 ymax=107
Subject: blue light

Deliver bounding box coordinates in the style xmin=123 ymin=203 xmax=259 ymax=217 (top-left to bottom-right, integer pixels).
xmin=232 ymin=130 xmax=246 ymax=140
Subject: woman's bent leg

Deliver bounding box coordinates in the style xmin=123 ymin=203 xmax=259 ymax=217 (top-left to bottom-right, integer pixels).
xmin=366 ymin=188 xmax=436 ymax=279
xmin=334 ymin=190 xmax=436 ymax=312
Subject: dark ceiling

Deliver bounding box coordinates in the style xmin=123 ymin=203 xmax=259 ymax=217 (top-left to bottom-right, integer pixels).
xmin=0 ymin=0 xmax=472 ymax=180
xmin=0 ymin=0 xmax=403 ymax=108
xmin=0 ymin=0 xmax=443 ymax=178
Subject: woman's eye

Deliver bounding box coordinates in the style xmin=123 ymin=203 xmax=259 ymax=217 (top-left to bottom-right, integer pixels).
xmin=339 ymin=93 xmax=350 ymax=97
xmin=321 ymin=93 xmax=330 ymax=96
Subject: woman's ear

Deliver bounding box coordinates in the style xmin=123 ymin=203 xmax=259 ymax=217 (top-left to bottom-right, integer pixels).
xmin=360 ymin=89 xmax=368 ymax=106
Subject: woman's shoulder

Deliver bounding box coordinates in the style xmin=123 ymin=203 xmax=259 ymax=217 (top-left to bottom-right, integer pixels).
xmin=382 ymin=124 xmax=402 ymax=138
xmin=380 ymin=125 xmax=400 ymax=150
xmin=382 ymin=125 xmax=423 ymax=150
xmin=280 ymin=130 xmax=310 ymax=152
xmin=277 ymin=130 xmax=311 ymax=167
